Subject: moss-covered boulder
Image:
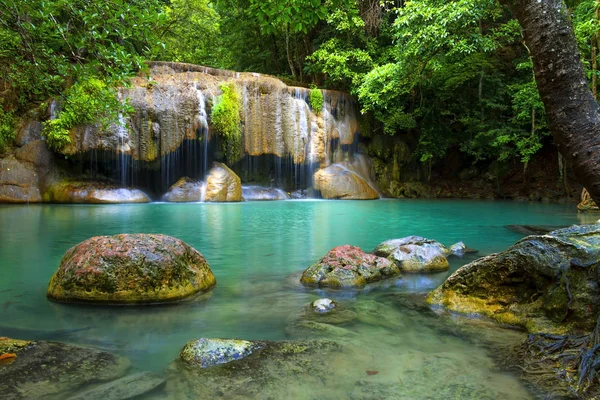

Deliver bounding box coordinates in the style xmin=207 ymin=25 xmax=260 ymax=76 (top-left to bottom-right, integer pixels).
xmin=44 ymin=181 xmax=150 ymax=204
xmin=300 ymin=245 xmax=400 ymax=288
xmin=167 ymin=339 xmax=341 ymax=399
xmin=47 ymin=234 xmax=216 ymax=304
xmin=162 ymin=177 xmax=203 ymax=202
xmin=204 ymin=162 xmax=242 ymax=202
xmin=374 ymin=236 xmax=460 ymax=273
xmin=428 ymin=224 xmax=600 ymax=333
xmin=0 ymin=337 xmax=130 ymax=400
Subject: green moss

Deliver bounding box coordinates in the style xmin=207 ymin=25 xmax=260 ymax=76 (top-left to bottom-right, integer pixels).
xmin=42 ymin=78 xmax=129 ymax=152
xmin=0 ymin=106 xmax=15 ymax=151
xmin=309 ymin=87 xmax=323 ymax=113
xmin=211 ymin=82 xmax=242 ymax=164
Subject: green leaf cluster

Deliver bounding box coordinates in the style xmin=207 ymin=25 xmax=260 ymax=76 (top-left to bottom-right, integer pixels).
xmin=211 ymin=82 xmax=242 ymax=164
xmin=0 ymin=107 xmax=15 ymax=152
xmin=309 ymin=87 xmax=324 ymax=112
xmin=41 ymin=78 xmax=129 ymax=151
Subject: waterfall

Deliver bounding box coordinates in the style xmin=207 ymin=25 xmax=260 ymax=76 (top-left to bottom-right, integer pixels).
xmin=66 ymin=62 xmax=371 ymax=199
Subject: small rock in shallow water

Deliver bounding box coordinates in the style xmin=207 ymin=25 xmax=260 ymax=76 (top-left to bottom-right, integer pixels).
xmin=180 ymin=338 xmax=262 ymax=368
xmin=449 ymin=241 xmax=466 ymax=257
xmin=311 ymin=298 xmax=336 ymax=313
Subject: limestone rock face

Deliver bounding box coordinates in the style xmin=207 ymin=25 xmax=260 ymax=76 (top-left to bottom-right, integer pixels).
xmin=0 ymin=337 xmax=130 ymax=400
xmin=168 ymin=339 xmax=341 ymax=399
xmin=61 ymin=62 xmax=360 ymax=166
xmin=577 ymin=188 xmax=599 ymax=212
xmin=204 ymin=163 xmax=242 ymax=202
xmin=44 ymin=181 xmax=150 ymax=204
xmin=0 ymin=157 xmax=42 ymax=203
xmin=428 ymin=224 xmax=600 ymax=333
xmin=242 ymin=186 xmax=289 ymax=201
xmin=314 ymin=164 xmax=378 ymax=200
xmin=0 ymin=139 xmax=55 ymax=203
xmin=300 ymin=245 xmax=400 ymax=288
xmin=373 ymin=236 xmax=452 ymax=273
xmin=47 ymin=234 xmax=216 ymax=304
xmin=162 ymin=177 xmax=203 ymax=202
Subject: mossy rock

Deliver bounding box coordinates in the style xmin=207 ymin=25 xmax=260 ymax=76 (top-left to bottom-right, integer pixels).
xmin=428 ymin=224 xmax=600 ymax=334
xmin=0 ymin=338 xmax=130 ymax=400
xmin=167 ymin=338 xmax=342 ymax=399
xmin=300 ymin=245 xmax=400 ymax=288
xmin=47 ymin=234 xmax=216 ymax=304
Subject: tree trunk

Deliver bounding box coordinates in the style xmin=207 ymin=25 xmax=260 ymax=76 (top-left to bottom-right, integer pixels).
xmin=499 ymin=0 xmax=600 ymax=204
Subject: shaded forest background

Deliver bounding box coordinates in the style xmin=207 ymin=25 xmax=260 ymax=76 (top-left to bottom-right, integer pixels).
xmin=2 ymin=0 xmax=599 ymax=199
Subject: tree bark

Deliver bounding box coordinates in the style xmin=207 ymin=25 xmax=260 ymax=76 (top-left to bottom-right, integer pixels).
xmin=500 ymin=0 xmax=600 ymax=204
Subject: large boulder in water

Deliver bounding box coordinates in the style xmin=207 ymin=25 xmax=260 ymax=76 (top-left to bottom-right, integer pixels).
xmin=242 ymin=186 xmax=289 ymax=201
xmin=47 ymin=234 xmax=216 ymax=304
xmin=0 ymin=337 xmax=130 ymax=400
xmin=204 ymin=162 xmax=242 ymax=202
xmin=167 ymin=338 xmax=341 ymax=399
xmin=162 ymin=177 xmax=203 ymax=202
xmin=313 ymin=164 xmax=379 ymax=200
xmin=44 ymin=181 xmax=150 ymax=204
xmin=428 ymin=224 xmax=600 ymax=333
xmin=373 ymin=236 xmax=460 ymax=273
xmin=300 ymin=245 xmax=400 ymax=288
xmin=0 ymin=157 xmax=42 ymax=203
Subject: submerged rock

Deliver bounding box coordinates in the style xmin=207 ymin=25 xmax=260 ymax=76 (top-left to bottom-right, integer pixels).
xmin=311 ymin=298 xmax=337 ymax=313
xmin=0 ymin=337 xmax=130 ymax=400
xmin=44 ymin=181 xmax=150 ymax=204
xmin=300 ymin=245 xmax=400 ymax=288
xmin=66 ymin=371 xmax=164 ymax=400
xmin=204 ymin=163 xmax=242 ymax=202
xmin=505 ymin=224 xmax=567 ymax=235
xmin=242 ymin=186 xmax=289 ymax=201
xmin=167 ymin=339 xmax=341 ymax=399
xmin=373 ymin=236 xmax=453 ymax=273
xmin=47 ymin=234 xmax=216 ymax=304
xmin=428 ymin=224 xmax=600 ymax=333
xmin=292 ymin=299 xmax=358 ymax=326
xmin=285 ymin=320 xmax=356 ymax=338
xmin=162 ymin=177 xmax=203 ymax=202
xmin=313 ymin=164 xmax=379 ymax=200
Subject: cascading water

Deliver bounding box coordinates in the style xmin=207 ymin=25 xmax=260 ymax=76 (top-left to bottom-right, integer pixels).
xmin=66 ymin=62 xmax=378 ymax=200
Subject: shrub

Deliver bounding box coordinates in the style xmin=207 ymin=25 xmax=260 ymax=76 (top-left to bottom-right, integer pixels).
xmin=211 ymin=82 xmax=242 ymax=164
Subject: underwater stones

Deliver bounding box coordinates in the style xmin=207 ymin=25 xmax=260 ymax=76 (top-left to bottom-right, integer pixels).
xmin=167 ymin=339 xmax=342 ymax=399
xmin=242 ymin=186 xmax=289 ymax=201
xmin=66 ymin=371 xmax=165 ymax=400
xmin=294 ymin=299 xmax=358 ymax=325
xmin=428 ymin=224 xmax=600 ymax=333
xmin=285 ymin=320 xmax=355 ymax=338
xmin=162 ymin=177 xmax=203 ymax=202
xmin=300 ymin=245 xmax=400 ymax=288
xmin=373 ymin=236 xmax=452 ymax=273
xmin=47 ymin=234 xmax=216 ymax=304
xmin=180 ymin=338 xmax=262 ymax=368
xmin=0 ymin=338 xmax=130 ymax=400
xmin=313 ymin=164 xmax=379 ymax=200
xmin=44 ymin=181 xmax=150 ymax=204
xmin=204 ymin=162 xmax=242 ymax=202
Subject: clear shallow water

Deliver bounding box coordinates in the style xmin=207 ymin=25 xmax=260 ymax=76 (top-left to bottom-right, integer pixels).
xmin=0 ymin=199 xmax=594 ymax=398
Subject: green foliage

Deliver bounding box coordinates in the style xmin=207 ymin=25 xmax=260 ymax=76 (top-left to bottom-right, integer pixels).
xmin=211 ymin=82 xmax=242 ymax=164
xmin=0 ymin=0 xmax=164 ymax=121
xmin=309 ymin=87 xmax=324 ymax=112
xmin=41 ymin=78 xmax=129 ymax=151
xmin=0 ymin=107 xmax=15 ymax=151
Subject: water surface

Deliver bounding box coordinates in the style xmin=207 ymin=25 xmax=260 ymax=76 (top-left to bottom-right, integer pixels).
xmin=0 ymin=199 xmax=591 ymax=398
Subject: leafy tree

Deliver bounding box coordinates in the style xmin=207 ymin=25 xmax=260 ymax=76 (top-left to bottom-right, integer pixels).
xmin=211 ymin=82 xmax=242 ymax=164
